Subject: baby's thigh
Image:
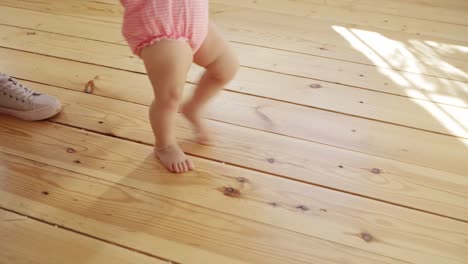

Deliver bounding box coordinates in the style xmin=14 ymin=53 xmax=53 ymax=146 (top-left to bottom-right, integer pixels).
xmin=194 ymin=22 xmax=237 ymax=70
xmin=140 ymin=40 xmax=193 ymax=97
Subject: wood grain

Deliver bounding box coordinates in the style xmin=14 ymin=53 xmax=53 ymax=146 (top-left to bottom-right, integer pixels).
xmin=39 ymin=81 xmax=468 ymax=221
xmin=212 ymin=0 xmax=468 ymax=24
xmin=0 ymin=153 xmax=410 ymax=264
xmin=0 ymin=6 xmax=466 ymax=109
xmin=0 ymin=209 xmax=170 ymax=264
xmin=0 ymin=117 xmax=467 ymax=264
xmin=0 ymin=25 xmax=467 ymax=138
xmin=210 ymin=0 xmax=468 ymax=42
xmin=2 ymin=48 xmax=467 ymax=178
xmin=2 ymin=0 xmax=468 ymax=80
xmin=0 ymin=2 xmax=467 ymax=264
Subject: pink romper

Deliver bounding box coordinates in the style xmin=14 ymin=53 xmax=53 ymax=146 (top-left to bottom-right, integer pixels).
xmin=120 ymin=0 xmax=209 ymax=56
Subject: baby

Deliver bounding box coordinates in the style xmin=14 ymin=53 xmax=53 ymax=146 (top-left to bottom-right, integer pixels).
xmin=120 ymin=0 xmax=239 ymax=173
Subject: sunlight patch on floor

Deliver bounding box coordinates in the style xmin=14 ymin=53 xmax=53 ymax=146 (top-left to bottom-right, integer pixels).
xmin=333 ymin=25 xmax=468 ymax=141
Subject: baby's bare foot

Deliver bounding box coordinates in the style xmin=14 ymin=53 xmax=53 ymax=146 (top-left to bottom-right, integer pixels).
xmin=155 ymin=144 xmax=194 ymax=173
xmin=181 ymin=104 xmax=214 ymax=145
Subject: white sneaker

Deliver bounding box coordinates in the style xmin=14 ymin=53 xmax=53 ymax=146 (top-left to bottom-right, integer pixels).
xmin=0 ymin=73 xmax=62 ymax=121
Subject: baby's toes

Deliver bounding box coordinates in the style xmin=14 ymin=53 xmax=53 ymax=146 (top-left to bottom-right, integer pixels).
xmin=177 ymin=162 xmax=185 ymax=173
xmin=186 ymin=159 xmax=195 ymax=170
xmin=172 ymin=163 xmax=181 ymax=173
xmin=181 ymin=161 xmax=189 ymax=172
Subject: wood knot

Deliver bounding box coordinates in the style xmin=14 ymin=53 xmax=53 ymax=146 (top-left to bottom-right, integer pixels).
xmin=267 ymin=158 xmax=275 ymax=164
xmin=309 ymin=83 xmax=322 ymax=88
xmin=73 ymin=160 xmax=81 ymax=164
xmin=66 ymin=148 xmax=76 ymax=153
xmin=296 ymin=205 xmax=309 ymax=211
xmin=26 ymin=32 xmax=36 ymax=35
xmin=371 ymin=168 xmax=382 ymax=174
xmin=319 ymin=208 xmax=328 ymax=213
xmin=338 ymin=165 xmax=344 ymax=168
xmin=84 ymin=80 xmax=95 ymax=94
xmin=269 ymin=202 xmax=279 ymax=207
xmin=360 ymin=232 xmax=374 ymax=242
xmin=222 ymin=187 xmax=241 ymax=198
xmin=236 ymin=177 xmax=247 ymax=183
xmin=41 ymin=191 xmax=49 ymax=195
xmin=98 ymin=121 xmax=104 ymax=124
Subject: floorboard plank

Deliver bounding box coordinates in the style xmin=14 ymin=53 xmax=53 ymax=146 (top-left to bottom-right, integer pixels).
xmin=0 ymin=25 xmax=467 ymax=138
xmin=211 ymin=0 xmax=468 ymax=42
xmin=7 ymin=0 xmax=466 ymax=42
xmin=1 ymin=121 xmax=468 ymax=264
xmin=0 ymin=152 xmax=411 ymax=264
xmin=0 ymin=112 xmax=467 ymax=264
xmin=0 ymin=1 xmax=466 ymax=264
xmin=3 ymin=0 xmax=468 ymax=80
xmin=211 ymin=4 xmax=468 ymax=74
xmin=38 ymin=81 xmax=468 ymax=221
xmin=0 ymin=209 xmax=170 ymax=264
xmin=196 ymin=0 xmax=468 ymax=25
xmin=324 ymin=0 xmax=468 ymax=24
xmin=0 ymin=6 xmax=466 ymax=109
xmin=2 ymin=48 xmax=467 ymax=178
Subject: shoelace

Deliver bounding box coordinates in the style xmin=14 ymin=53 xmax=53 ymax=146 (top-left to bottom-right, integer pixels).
xmin=0 ymin=76 xmax=39 ymax=103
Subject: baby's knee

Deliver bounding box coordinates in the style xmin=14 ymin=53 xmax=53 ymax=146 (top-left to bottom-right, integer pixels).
xmin=156 ymin=88 xmax=183 ymax=109
xmin=209 ymin=53 xmax=239 ymax=83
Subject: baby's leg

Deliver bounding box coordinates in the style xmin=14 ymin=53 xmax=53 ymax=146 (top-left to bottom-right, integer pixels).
xmin=140 ymin=40 xmax=194 ymax=173
xmin=182 ymin=22 xmax=239 ymax=145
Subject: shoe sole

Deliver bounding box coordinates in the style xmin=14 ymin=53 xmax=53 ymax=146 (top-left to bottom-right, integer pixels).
xmin=0 ymin=102 xmax=62 ymax=121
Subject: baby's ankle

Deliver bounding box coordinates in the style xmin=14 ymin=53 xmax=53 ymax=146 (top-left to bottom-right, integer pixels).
xmin=155 ymin=141 xmax=178 ymax=151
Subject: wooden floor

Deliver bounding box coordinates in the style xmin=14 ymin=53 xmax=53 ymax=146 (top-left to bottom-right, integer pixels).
xmin=0 ymin=0 xmax=467 ymax=263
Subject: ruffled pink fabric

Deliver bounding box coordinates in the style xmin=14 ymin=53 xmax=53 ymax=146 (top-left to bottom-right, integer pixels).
xmin=121 ymin=0 xmax=209 ymax=56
